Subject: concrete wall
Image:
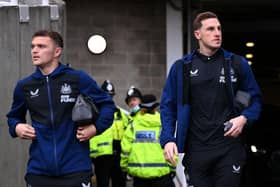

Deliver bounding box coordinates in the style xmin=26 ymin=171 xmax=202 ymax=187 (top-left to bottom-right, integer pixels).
xmin=0 ymin=2 xmax=66 ymax=186
xmin=65 ymin=0 xmax=167 ymax=110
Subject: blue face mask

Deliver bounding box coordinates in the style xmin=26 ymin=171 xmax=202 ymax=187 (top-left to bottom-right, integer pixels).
xmin=131 ymin=104 xmax=140 ymax=113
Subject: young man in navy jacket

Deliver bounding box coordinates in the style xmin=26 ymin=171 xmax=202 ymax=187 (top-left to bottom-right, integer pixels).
xmin=160 ymin=11 xmax=262 ymax=187
xmin=7 ymin=30 xmax=116 ymax=187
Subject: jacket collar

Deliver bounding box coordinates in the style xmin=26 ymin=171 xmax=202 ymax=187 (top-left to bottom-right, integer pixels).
xmin=32 ymin=63 xmax=71 ymax=79
xmin=181 ymin=48 xmax=234 ymax=63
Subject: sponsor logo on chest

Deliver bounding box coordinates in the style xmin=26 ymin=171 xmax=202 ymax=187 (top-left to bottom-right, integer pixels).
xmin=60 ymin=83 xmax=75 ymax=103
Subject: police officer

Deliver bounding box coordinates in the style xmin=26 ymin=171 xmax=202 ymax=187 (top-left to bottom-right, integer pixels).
xmin=125 ymin=86 xmax=142 ymax=118
xmin=90 ymin=80 xmax=129 ymax=187
xmin=121 ymin=94 xmax=176 ymax=187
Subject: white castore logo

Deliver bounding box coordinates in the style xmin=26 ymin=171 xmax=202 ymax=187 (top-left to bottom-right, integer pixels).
xmin=190 ymin=69 xmax=199 ymax=77
xmin=232 ymin=165 xmax=241 ymax=174
xmin=30 ymin=89 xmax=39 ymax=98
xmin=81 ymin=182 xmax=91 ymax=187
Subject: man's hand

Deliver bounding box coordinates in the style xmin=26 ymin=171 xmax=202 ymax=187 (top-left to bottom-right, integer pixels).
xmin=76 ymin=125 xmax=97 ymax=142
xmin=164 ymin=142 xmax=178 ymax=165
xmin=224 ymin=115 xmax=247 ymax=137
xmin=15 ymin=123 xmax=36 ymax=140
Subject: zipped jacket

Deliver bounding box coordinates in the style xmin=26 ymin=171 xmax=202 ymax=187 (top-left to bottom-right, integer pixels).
xmin=6 ymin=63 xmax=116 ymax=176
xmin=160 ymin=48 xmax=262 ymax=153
xmin=121 ymin=112 xmax=175 ymax=178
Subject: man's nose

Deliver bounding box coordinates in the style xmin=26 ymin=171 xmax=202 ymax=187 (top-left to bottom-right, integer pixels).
xmin=214 ymin=28 xmax=221 ymax=35
xmin=31 ymin=46 xmax=39 ymax=53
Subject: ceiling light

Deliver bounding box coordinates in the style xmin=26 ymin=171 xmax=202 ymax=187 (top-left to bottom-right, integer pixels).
xmin=87 ymin=35 xmax=107 ymax=54
xmin=246 ymin=42 xmax=255 ymax=47
xmin=245 ymin=54 xmax=253 ymax=59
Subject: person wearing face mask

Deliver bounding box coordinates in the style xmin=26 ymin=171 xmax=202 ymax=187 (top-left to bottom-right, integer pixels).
xmin=121 ymin=94 xmax=177 ymax=187
xmin=125 ymin=86 xmax=143 ymax=118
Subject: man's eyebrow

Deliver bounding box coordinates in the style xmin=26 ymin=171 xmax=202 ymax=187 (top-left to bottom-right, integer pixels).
xmin=30 ymin=44 xmax=47 ymax=48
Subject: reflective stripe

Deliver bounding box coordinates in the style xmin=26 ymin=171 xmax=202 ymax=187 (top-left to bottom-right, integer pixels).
xmin=97 ymin=142 xmax=110 ymax=147
xmin=128 ymin=163 xmax=168 ymax=168
xmin=133 ymin=139 xmax=159 ymax=143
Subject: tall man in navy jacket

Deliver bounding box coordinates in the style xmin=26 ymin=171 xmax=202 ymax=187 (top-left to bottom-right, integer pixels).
xmin=6 ymin=30 xmax=116 ymax=187
xmin=160 ymin=11 xmax=262 ymax=187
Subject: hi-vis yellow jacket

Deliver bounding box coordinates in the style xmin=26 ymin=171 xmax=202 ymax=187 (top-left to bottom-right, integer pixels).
xmin=90 ymin=108 xmax=129 ymax=158
xmin=120 ymin=112 xmax=176 ymax=178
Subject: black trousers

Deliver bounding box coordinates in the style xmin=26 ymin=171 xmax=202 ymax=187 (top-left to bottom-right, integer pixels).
xmin=25 ymin=171 xmax=92 ymax=187
xmin=133 ymin=174 xmax=175 ymax=187
xmin=92 ymin=155 xmax=126 ymax=187
xmin=183 ymin=143 xmax=246 ymax=187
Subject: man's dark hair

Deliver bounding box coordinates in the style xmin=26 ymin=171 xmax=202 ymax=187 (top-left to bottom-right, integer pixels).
xmin=32 ymin=30 xmax=64 ymax=48
xmin=193 ymin=11 xmax=218 ymax=31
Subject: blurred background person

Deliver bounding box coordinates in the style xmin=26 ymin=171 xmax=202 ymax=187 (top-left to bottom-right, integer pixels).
xmin=121 ymin=94 xmax=176 ymax=187
xmin=125 ymin=86 xmax=142 ymax=118
xmin=90 ymin=80 xmax=129 ymax=187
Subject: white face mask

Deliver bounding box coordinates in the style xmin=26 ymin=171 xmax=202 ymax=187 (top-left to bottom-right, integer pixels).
xmin=131 ymin=104 xmax=140 ymax=113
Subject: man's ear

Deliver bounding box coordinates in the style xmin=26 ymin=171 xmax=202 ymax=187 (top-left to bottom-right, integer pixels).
xmin=54 ymin=47 xmax=62 ymax=57
xmin=194 ymin=30 xmax=200 ymax=40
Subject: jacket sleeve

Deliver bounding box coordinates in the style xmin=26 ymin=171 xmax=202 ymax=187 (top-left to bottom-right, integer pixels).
xmin=79 ymin=71 xmax=117 ymax=134
xmin=120 ymin=124 xmax=134 ymax=171
xmin=120 ymin=108 xmax=129 ymax=129
xmin=6 ymin=81 xmax=28 ymax=137
xmin=159 ymin=62 xmax=178 ymax=148
xmin=239 ymin=57 xmax=262 ymax=123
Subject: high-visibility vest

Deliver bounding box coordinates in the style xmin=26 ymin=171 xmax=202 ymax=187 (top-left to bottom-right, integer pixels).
xmin=111 ymin=109 xmax=130 ymax=140
xmin=121 ymin=112 xmax=176 ymax=178
xmin=89 ymin=126 xmax=113 ymax=158
xmin=90 ymin=108 xmax=129 ymax=158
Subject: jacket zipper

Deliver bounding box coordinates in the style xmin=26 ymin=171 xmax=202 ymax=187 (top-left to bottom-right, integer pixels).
xmin=46 ymin=76 xmax=59 ymax=175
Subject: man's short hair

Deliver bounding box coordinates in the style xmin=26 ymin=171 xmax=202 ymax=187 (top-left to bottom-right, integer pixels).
xmin=32 ymin=30 xmax=64 ymax=48
xmin=193 ymin=11 xmax=218 ymax=31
